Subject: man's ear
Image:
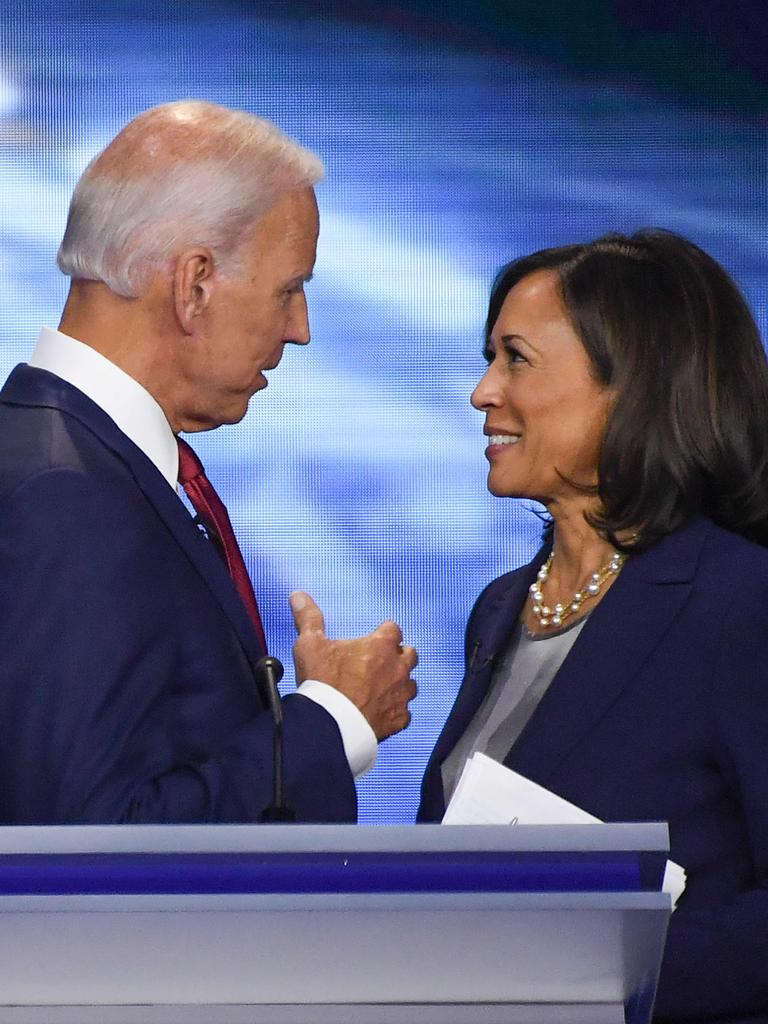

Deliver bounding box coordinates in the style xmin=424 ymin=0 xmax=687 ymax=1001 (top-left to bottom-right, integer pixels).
xmin=173 ymin=248 xmax=215 ymax=333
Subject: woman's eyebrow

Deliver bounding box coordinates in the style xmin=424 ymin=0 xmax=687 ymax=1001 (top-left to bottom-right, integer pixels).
xmin=500 ymin=332 xmax=542 ymax=356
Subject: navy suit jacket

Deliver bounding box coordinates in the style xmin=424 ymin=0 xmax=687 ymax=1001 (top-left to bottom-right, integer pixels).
xmin=419 ymin=517 xmax=768 ymax=1022
xmin=0 ymin=364 xmax=356 ymax=824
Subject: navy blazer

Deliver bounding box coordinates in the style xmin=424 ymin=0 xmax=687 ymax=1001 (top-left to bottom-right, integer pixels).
xmin=419 ymin=517 xmax=768 ymax=1022
xmin=0 ymin=364 xmax=356 ymax=824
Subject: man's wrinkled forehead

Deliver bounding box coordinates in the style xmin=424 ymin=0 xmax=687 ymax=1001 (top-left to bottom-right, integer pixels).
xmin=246 ymin=187 xmax=319 ymax=262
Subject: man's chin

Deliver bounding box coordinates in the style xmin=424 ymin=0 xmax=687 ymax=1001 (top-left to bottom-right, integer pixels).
xmin=219 ymin=380 xmax=268 ymax=425
xmin=223 ymin=398 xmax=253 ymax=426
xmin=190 ymin=402 xmax=250 ymax=432
xmin=178 ymin=384 xmax=264 ymax=432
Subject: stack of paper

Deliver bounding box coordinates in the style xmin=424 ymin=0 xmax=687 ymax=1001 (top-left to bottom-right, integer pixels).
xmin=443 ymin=751 xmax=686 ymax=908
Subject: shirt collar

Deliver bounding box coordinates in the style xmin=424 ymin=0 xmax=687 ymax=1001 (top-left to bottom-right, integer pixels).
xmin=28 ymin=326 xmax=179 ymax=490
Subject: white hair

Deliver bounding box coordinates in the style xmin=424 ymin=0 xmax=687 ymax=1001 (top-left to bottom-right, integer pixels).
xmin=57 ymin=101 xmax=324 ymax=298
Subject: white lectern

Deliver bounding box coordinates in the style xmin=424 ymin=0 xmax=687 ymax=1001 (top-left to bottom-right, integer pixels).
xmin=0 ymin=823 xmax=670 ymax=1024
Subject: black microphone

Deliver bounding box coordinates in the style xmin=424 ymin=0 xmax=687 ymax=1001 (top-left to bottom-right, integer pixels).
xmin=256 ymin=655 xmax=296 ymax=822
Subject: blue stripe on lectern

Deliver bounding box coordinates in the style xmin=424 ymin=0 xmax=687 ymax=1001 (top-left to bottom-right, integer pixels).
xmin=0 ymin=852 xmax=650 ymax=895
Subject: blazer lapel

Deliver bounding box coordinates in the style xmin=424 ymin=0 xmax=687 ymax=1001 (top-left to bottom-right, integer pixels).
xmin=505 ymin=520 xmax=711 ymax=786
xmin=429 ymin=549 xmax=547 ymax=770
xmin=115 ymin=437 xmax=270 ymax=674
xmin=2 ymin=365 xmax=269 ymax=693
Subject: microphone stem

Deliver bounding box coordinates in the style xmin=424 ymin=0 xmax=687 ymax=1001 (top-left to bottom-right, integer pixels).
xmin=257 ymin=655 xmax=295 ymax=822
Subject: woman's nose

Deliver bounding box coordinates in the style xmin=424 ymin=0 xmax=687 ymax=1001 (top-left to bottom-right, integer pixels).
xmin=471 ymin=363 xmax=500 ymax=410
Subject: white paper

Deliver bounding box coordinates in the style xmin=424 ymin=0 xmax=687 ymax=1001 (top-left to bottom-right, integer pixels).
xmin=443 ymin=751 xmax=686 ymax=908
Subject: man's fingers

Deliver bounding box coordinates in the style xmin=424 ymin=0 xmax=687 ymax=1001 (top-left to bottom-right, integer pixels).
xmin=289 ymin=591 xmax=326 ymax=636
xmin=401 ymin=644 xmax=419 ymax=671
xmin=388 ymin=682 xmax=416 ymax=737
xmin=372 ymin=619 xmax=403 ymax=644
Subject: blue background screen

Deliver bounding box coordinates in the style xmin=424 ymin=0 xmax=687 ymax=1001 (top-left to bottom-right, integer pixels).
xmin=1 ymin=0 xmax=765 ymax=821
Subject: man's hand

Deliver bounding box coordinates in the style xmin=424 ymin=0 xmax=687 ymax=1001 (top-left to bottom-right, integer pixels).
xmin=289 ymin=591 xmax=417 ymax=741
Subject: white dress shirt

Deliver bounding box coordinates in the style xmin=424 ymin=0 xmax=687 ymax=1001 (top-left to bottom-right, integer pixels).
xmin=29 ymin=326 xmax=377 ymax=778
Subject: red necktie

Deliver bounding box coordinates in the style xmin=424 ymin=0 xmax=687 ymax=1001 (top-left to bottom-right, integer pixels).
xmin=177 ymin=437 xmax=267 ymax=652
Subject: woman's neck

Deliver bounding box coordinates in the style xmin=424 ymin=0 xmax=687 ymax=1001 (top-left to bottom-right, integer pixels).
xmin=548 ymin=512 xmax=617 ymax=593
xmin=523 ymin=504 xmax=626 ymax=634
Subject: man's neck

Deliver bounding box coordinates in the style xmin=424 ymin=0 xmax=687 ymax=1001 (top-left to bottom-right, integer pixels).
xmin=59 ymin=279 xmax=179 ymax=427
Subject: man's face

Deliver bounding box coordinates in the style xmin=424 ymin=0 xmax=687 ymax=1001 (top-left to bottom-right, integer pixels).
xmin=176 ymin=186 xmax=319 ymax=431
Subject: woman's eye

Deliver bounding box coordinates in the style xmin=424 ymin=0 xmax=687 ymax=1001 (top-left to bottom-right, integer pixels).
xmin=506 ymin=346 xmax=527 ymax=365
xmin=482 ymin=343 xmax=527 ymax=367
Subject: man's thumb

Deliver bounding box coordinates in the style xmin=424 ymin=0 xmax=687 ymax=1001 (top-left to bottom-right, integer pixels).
xmin=289 ymin=591 xmax=326 ymax=635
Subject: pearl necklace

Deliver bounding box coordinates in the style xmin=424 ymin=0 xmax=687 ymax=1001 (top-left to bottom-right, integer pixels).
xmin=529 ymin=550 xmax=626 ymax=628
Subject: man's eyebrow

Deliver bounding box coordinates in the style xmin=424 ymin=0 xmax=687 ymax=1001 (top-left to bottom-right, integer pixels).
xmin=283 ymin=272 xmax=314 ymax=289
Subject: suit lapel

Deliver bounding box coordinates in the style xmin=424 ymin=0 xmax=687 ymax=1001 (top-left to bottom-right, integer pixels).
xmin=115 ymin=436 xmax=270 ymax=674
xmin=505 ymin=520 xmax=710 ymax=786
xmin=428 ymin=549 xmax=546 ymax=770
xmin=2 ymin=365 xmax=269 ymax=692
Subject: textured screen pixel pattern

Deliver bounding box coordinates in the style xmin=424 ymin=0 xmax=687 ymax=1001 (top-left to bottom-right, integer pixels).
xmin=0 ymin=0 xmax=765 ymax=821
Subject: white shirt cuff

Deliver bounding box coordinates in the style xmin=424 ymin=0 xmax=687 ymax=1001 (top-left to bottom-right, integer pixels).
xmin=297 ymin=679 xmax=378 ymax=778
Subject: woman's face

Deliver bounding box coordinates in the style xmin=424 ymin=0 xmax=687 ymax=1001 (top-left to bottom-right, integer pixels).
xmin=472 ymin=269 xmax=613 ymax=511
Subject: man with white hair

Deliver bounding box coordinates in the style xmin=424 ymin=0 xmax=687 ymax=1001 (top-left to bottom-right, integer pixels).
xmin=0 ymin=101 xmax=417 ymax=823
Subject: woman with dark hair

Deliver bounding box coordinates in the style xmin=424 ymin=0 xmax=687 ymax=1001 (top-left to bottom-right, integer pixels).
xmin=418 ymin=230 xmax=768 ymax=1022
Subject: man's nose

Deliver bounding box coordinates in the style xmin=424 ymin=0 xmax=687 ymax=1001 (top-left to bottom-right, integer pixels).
xmin=284 ymin=293 xmax=310 ymax=346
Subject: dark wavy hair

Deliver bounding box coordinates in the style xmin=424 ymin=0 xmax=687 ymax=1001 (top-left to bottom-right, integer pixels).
xmin=485 ymin=229 xmax=768 ymax=551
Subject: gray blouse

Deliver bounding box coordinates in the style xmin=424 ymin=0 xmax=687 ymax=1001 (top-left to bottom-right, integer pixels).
xmin=441 ymin=616 xmax=588 ymax=803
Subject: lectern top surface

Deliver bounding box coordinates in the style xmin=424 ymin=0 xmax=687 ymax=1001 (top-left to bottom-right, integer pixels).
xmin=0 ymin=822 xmax=669 ymax=855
